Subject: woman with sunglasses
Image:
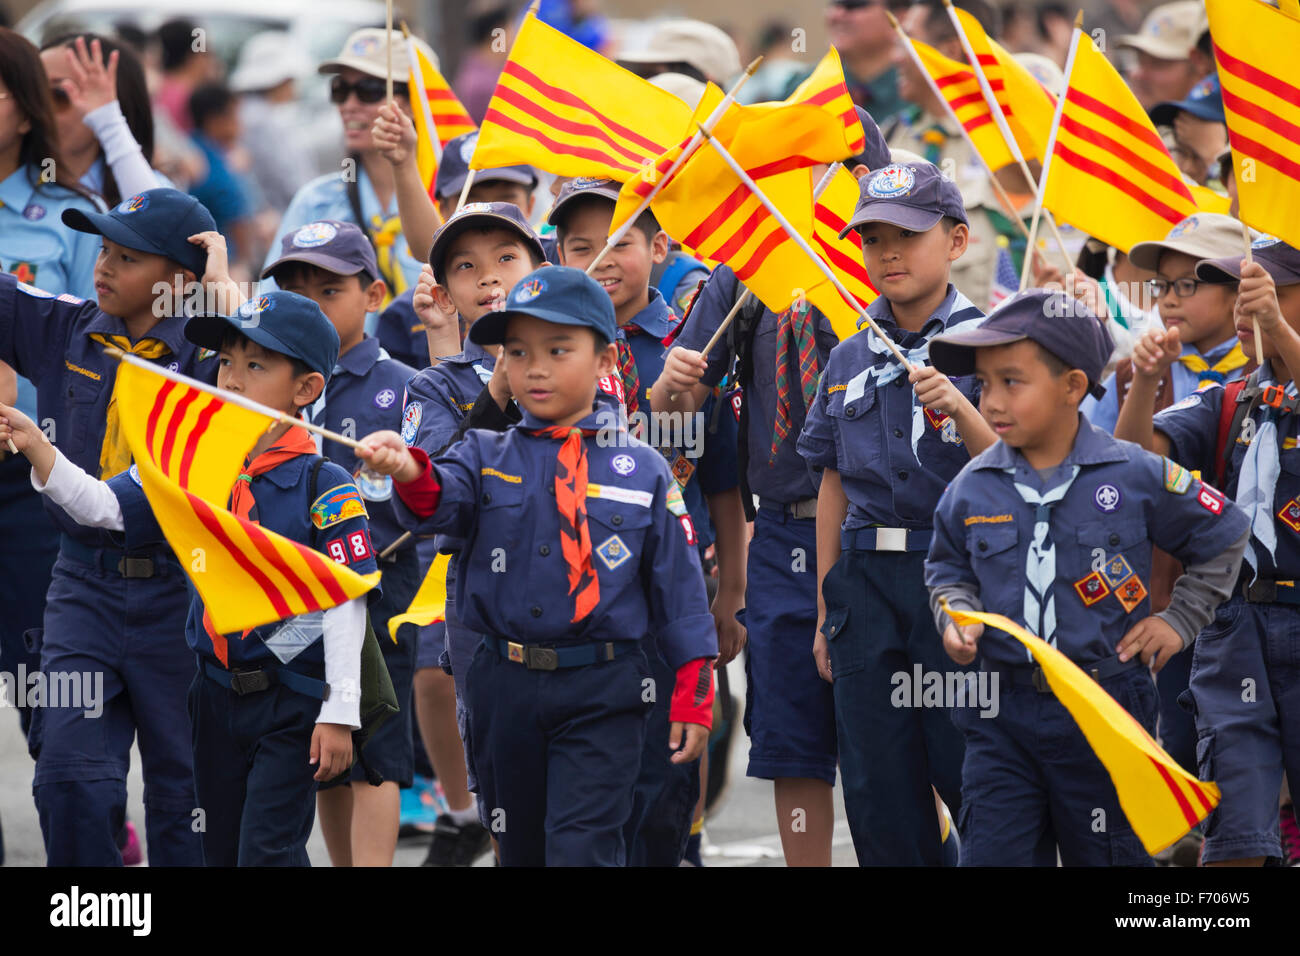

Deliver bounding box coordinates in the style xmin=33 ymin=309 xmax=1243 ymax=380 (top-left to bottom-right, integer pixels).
xmin=39 ymin=34 xmax=165 ymax=209
xmin=265 ymin=28 xmax=433 ymax=316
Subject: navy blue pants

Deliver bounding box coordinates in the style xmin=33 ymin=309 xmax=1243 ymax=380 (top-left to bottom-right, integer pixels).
xmin=189 ymin=664 xmax=324 ymax=866
xmin=1156 ymin=645 xmax=1197 ymax=775
xmin=820 ymin=548 xmax=966 ymax=865
xmin=623 ymin=644 xmax=700 ymax=866
xmin=31 ymin=546 xmax=201 ymax=867
xmin=466 ymin=642 xmax=652 ymax=866
xmin=955 ymin=666 xmax=1156 ymax=866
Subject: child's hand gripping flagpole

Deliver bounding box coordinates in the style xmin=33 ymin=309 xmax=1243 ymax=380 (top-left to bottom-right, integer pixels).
xmin=104 ymin=348 xmax=371 ymax=453
xmin=667 ymin=162 xmax=845 ymax=401
xmin=1243 ymin=220 xmax=1264 ymax=361
xmin=583 ymin=56 xmax=765 ymax=277
xmin=887 ymin=11 xmax=1031 ymax=242
xmin=943 ymin=0 xmax=1075 ymax=281
xmin=700 ymin=127 xmax=914 ymax=370
xmin=1018 ymin=12 xmax=1085 ymax=292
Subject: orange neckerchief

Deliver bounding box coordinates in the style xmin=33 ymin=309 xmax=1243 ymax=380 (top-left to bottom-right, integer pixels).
xmin=203 ymin=424 xmax=318 ymax=666
xmin=530 ymin=424 xmax=599 ymax=622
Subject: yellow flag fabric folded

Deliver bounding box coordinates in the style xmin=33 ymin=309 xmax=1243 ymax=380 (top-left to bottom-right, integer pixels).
xmin=388 ymin=553 xmax=451 ymax=634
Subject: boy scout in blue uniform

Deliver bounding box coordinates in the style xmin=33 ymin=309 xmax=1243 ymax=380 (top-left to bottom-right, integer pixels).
xmin=797 ymin=162 xmax=993 ymax=866
xmin=926 ymin=289 xmax=1249 ymax=866
xmin=360 ymin=266 xmax=717 ymax=866
xmin=261 ymin=221 xmax=419 ymax=866
xmin=400 ymin=201 xmax=547 ymax=863
xmin=0 ymin=187 xmax=218 ymax=866
xmin=548 ymin=177 xmax=742 ymax=865
xmin=376 ymin=130 xmax=544 ymax=369
xmin=1121 ymin=236 xmax=1300 ymax=866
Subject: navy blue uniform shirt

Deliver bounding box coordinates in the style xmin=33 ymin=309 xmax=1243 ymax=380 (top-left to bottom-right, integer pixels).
xmin=676 ymin=265 xmax=837 ymax=504
xmin=0 ymin=273 xmax=216 ymax=547
xmin=393 ymin=405 xmax=716 ymax=669
xmin=376 ymin=290 xmax=426 ymax=370
xmin=310 ymin=335 xmax=417 ymax=552
xmin=798 ymin=285 xmax=984 ymax=530
xmin=926 ymin=418 xmax=1250 ymax=666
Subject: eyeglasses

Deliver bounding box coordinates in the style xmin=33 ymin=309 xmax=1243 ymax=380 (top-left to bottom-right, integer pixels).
xmin=1147 ymin=277 xmax=1203 ymax=298
xmin=329 ymin=75 xmax=406 ymax=104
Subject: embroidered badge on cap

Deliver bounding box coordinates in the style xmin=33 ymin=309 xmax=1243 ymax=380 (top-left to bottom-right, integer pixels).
xmin=1168 ymin=216 xmax=1198 ymax=239
xmin=118 ymin=194 xmax=148 ymax=214
xmin=1197 ymin=483 xmax=1226 ymax=515
xmin=1094 ymin=483 xmax=1122 ymax=513
xmin=1102 ymin=554 xmax=1135 ymax=589
xmin=457 ymin=202 xmax=494 ymax=217
xmin=596 ymin=534 xmax=632 ymax=571
xmin=239 ymin=295 xmax=273 ymax=318
xmin=400 ymin=401 xmax=422 ymax=445
xmin=351 ymin=35 xmax=381 ymax=56
xmin=571 ymin=176 xmax=613 ymax=190
xmin=610 ymin=453 xmax=637 ymax=476
xmin=293 ymin=222 xmax=337 ymax=247
xmin=1253 ymin=234 xmax=1281 ymax=250
xmin=1163 ymin=457 xmax=1193 ymax=494
xmin=513 ymin=278 xmax=545 ymax=303
xmin=1114 ymin=575 xmax=1148 ymax=614
xmin=310 ymin=483 xmax=369 ymax=530
xmin=374 ymin=388 xmax=396 ymax=409
xmin=1074 ymin=571 xmax=1111 ymax=606
xmin=866 ymin=164 xmax=916 ymax=198
xmin=1279 ymin=497 xmax=1300 ymax=532
xmin=459 ymin=132 xmax=479 ymax=162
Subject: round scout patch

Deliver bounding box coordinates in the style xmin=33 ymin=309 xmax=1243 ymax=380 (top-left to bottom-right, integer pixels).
xmin=1253 ymin=234 xmax=1282 ymax=250
xmin=513 ymin=277 xmax=545 ymax=303
xmin=1167 ymin=393 xmax=1202 ymax=411
xmin=239 ymin=295 xmax=273 ymax=318
xmin=168 ymin=361 xmax=180 ymax=372
xmin=374 ymin=388 xmax=397 ymax=409
xmin=611 ymin=453 xmax=637 ymax=477
xmin=118 ymin=194 xmax=149 ymax=214
xmin=1094 ymin=483 xmax=1122 ymax=513
xmin=22 ymin=203 xmax=46 ymax=221
xmin=866 ymin=164 xmax=916 ymax=199
xmin=401 ymin=402 xmax=422 ymax=445
xmin=129 ymin=463 xmax=143 ymax=487
xmin=293 ymin=222 xmax=337 ymax=247
xmin=1168 ymin=216 xmax=1198 ymax=239
xmin=570 ymin=177 xmax=612 ymax=190
xmin=350 ymin=35 xmax=381 ymax=56
xmin=457 ymin=202 xmax=494 ymax=217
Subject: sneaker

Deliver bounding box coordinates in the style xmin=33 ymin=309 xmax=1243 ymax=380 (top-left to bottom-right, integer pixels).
xmin=399 ymin=775 xmax=445 ymax=837
xmin=119 ymin=822 xmax=143 ymax=866
xmin=422 ymin=814 xmax=491 ymax=867
xmin=1280 ymin=804 xmax=1300 ymax=867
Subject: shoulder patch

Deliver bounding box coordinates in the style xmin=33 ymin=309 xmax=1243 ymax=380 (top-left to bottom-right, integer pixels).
xmin=17 ymin=281 xmax=54 ymax=298
xmin=1163 ymin=457 xmax=1192 ymax=495
xmin=400 ymin=401 xmax=422 ymax=446
xmin=1167 ymin=393 xmax=1202 ymax=412
xmin=310 ymin=483 xmax=369 ymax=530
xmin=129 ymin=463 xmax=143 ymax=487
xmin=666 ymin=482 xmax=688 ymax=518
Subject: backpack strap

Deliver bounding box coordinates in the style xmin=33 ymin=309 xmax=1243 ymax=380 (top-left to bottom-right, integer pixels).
xmin=1214 ymin=377 xmax=1255 ymax=490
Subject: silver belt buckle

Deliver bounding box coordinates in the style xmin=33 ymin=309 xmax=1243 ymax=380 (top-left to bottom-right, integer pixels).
xmin=875 ymin=527 xmax=907 ymax=551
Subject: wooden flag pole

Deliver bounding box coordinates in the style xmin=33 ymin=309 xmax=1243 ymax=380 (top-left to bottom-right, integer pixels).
xmin=699 ymin=127 xmax=913 ymax=370
xmin=105 ymin=348 xmax=369 ymax=453
xmin=1018 ymin=14 xmax=1083 ymax=291
xmin=584 ymin=55 xmax=764 ymax=276
xmin=887 ymin=11 xmax=1030 ymax=241
xmin=944 ymin=0 xmax=1074 ymax=278
xmin=378 ymin=531 xmax=412 ymax=559
xmin=385 ymin=0 xmax=394 ymax=104
xmin=1243 ymin=221 xmax=1264 ymax=361
xmin=400 ymin=21 xmax=446 ymax=229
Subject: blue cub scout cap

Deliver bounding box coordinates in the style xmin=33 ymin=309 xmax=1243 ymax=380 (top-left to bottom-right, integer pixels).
xmin=435 ymin=131 xmax=538 ymax=200
xmin=62 ymin=188 xmax=217 ymax=277
xmin=547 ymin=176 xmax=623 ymax=228
xmin=839 ymin=161 xmax=968 ymax=237
xmin=184 ymin=290 xmax=341 ymax=382
xmin=427 ymin=201 xmax=546 ymax=283
xmin=262 ymin=220 xmax=379 ymax=284
xmin=1151 ymin=74 xmax=1224 ymax=128
xmin=928 ymin=289 xmax=1115 ymax=400
xmin=468 ymin=265 xmax=616 ymax=347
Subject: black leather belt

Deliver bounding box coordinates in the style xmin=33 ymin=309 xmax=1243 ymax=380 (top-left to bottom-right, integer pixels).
xmin=982 ymin=654 xmax=1141 ymax=694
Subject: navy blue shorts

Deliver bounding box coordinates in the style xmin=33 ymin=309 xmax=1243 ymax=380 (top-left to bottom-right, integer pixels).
xmin=742 ymin=508 xmax=837 ymax=784
xmin=1185 ymin=596 xmax=1300 ymax=863
xmin=415 ymin=619 xmax=446 ymax=671
xmin=954 ymin=666 xmax=1155 ymax=866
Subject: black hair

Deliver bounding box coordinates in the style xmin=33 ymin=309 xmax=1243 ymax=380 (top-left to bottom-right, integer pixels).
xmin=623 ymin=61 xmax=708 ymax=84
xmin=1036 ymin=4 xmax=1070 ymax=37
xmin=42 ymin=32 xmax=155 ymax=207
xmin=215 ymin=325 xmax=315 ymax=379
xmin=1034 ymin=340 xmax=1070 ymax=378
xmin=189 ymin=82 xmax=236 ymax=131
xmin=158 ymin=19 xmax=201 ymax=73
xmin=468 ymin=3 xmax=512 ymax=45
xmin=554 ymin=194 xmax=661 ymax=245
xmin=941 ymin=215 xmax=964 ymax=232
xmin=270 ymin=259 xmax=374 ymax=290
xmin=430 ymin=223 xmax=546 ymax=283
xmin=918 ymin=0 xmax=1001 ymax=44
xmin=757 ymin=20 xmax=791 ymax=53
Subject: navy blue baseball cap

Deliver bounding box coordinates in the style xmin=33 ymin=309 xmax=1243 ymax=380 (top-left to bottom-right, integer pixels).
xmin=185 ymin=291 xmax=341 ymax=381
xmin=852 ymin=106 xmax=892 ymax=172
xmin=62 ymin=188 xmax=216 ymax=276
xmin=928 ymin=289 xmax=1115 ymax=399
xmin=547 ymin=176 xmax=623 ymax=228
xmin=1197 ymin=233 xmax=1300 ymax=286
xmin=1151 ymin=74 xmax=1224 ymax=127
xmin=839 ymin=161 xmax=968 ymax=237
xmin=261 ymin=220 xmax=379 ymax=283
xmin=468 ymin=265 xmax=616 ymax=347
xmin=436 ymin=131 xmax=538 ymax=200
xmin=427 ymin=201 xmax=546 ymax=283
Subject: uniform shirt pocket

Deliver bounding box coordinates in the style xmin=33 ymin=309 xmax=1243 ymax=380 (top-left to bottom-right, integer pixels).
xmin=965 ymin=523 xmax=1020 ymax=604
xmin=586 ymin=497 xmax=654 ymax=586
xmin=824 ymin=385 xmax=878 ymax=477
xmin=475 ymin=477 xmax=527 ymax=551
xmin=1073 ymin=518 xmax=1151 ymax=582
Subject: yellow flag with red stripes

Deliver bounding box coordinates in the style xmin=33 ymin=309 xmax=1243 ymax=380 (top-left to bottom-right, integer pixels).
xmin=115 ymin=358 xmax=381 ymax=635
xmin=908 ymin=37 xmax=1017 ymax=171
xmin=388 ymin=553 xmax=451 ymax=634
xmin=407 ymin=38 xmax=476 ymax=200
xmin=471 ymin=11 xmax=694 ymax=180
xmin=941 ymin=601 xmax=1219 ymax=855
xmin=811 ymin=166 xmax=878 ymax=318
xmin=1207 ymin=0 xmax=1300 ymax=248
